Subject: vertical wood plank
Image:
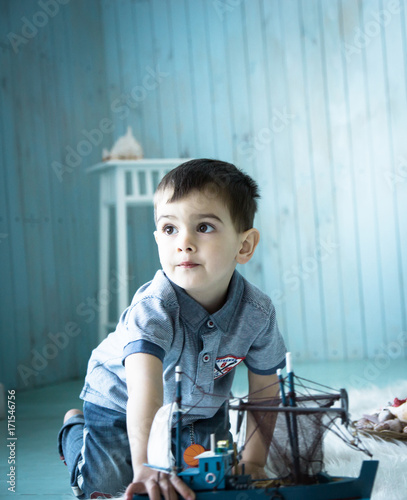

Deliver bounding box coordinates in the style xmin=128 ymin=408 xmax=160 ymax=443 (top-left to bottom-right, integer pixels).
xmin=240 ymin=0 xmax=276 ymax=299
xmin=167 ymin=0 xmax=197 ymax=157
xmin=131 ymin=0 xmax=162 ymax=157
xmin=359 ymin=0 xmax=404 ymax=353
xmin=9 ymin=1 xmax=49 ymax=386
xmin=101 ymin=0 xmax=125 ymax=138
xmin=0 ymin=0 xmax=19 ymax=388
xmin=311 ymin=0 xmax=347 ymax=359
xmin=256 ymin=0 xmax=292 ymax=349
xmin=69 ymin=1 xmax=108 ymax=372
xmin=319 ymin=0 xmax=360 ymax=360
xmin=336 ymin=0 xmax=370 ymax=358
xmin=150 ymin=0 xmax=179 ymax=158
xmin=189 ymin=0 xmax=219 ymax=157
xmin=298 ymin=0 xmax=340 ymax=360
xmin=116 ymin=0 xmax=143 ymax=141
xmin=275 ymin=0 xmax=318 ymax=360
xmin=377 ymin=0 xmax=407 ymax=340
xmin=223 ymin=1 xmax=252 ymax=166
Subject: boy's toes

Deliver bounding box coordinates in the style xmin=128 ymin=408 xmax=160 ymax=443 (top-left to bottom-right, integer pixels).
xmin=63 ymin=408 xmax=83 ymax=423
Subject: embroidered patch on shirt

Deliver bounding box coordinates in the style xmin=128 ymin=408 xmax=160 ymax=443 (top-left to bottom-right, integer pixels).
xmin=214 ymin=355 xmax=245 ymax=380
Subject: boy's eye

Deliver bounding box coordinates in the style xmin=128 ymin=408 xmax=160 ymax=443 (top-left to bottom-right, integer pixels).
xmin=197 ymin=223 xmax=214 ymax=233
xmin=163 ymin=225 xmax=178 ymax=235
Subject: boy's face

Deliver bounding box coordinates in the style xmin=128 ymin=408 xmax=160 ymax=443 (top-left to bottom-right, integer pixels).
xmin=154 ymin=188 xmax=246 ymax=313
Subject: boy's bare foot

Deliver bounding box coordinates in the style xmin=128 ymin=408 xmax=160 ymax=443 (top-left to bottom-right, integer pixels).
xmin=64 ymin=408 xmax=83 ymax=423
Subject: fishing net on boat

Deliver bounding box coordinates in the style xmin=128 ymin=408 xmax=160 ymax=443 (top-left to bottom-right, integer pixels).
xmin=236 ymin=376 xmax=350 ymax=485
xmin=264 ymin=400 xmax=332 ymax=480
xmin=177 ymin=368 xmax=370 ymax=486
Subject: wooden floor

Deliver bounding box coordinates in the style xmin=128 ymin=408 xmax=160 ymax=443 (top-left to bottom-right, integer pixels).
xmin=1 ymin=358 xmax=405 ymax=498
xmin=0 ymin=378 xmax=83 ymax=499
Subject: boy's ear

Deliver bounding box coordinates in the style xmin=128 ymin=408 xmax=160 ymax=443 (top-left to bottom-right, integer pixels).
xmin=236 ymin=228 xmax=260 ymax=265
xmin=153 ymin=231 xmax=158 ymax=244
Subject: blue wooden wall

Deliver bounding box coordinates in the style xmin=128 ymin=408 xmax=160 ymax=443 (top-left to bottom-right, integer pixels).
xmin=0 ymin=0 xmax=107 ymax=389
xmin=1 ymin=0 xmax=406 ymax=390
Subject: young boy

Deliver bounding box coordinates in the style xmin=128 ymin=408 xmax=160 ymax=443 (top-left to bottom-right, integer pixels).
xmin=58 ymin=159 xmax=286 ymax=500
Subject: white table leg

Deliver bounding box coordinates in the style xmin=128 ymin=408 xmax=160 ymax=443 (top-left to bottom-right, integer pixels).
xmin=98 ymin=175 xmax=110 ymax=342
xmin=115 ymin=169 xmax=129 ymax=318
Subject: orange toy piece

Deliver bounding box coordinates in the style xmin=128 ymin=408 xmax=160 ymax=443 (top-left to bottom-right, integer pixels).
xmin=183 ymin=444 xmax=206 ymax=467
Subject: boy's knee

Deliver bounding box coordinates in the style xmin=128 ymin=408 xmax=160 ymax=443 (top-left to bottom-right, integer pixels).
xmin=64 ymin=408 xmax=84 ymax=423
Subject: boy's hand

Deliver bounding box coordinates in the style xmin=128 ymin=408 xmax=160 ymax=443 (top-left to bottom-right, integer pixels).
xmin=124 ymin=465 xmax=196 ymax=500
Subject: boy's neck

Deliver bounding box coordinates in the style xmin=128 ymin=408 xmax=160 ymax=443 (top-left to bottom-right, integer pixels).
xmin=190 ymin=289 xmax=228 ymax=315
xmin=184 ymin=273 xmax=236 ymax=314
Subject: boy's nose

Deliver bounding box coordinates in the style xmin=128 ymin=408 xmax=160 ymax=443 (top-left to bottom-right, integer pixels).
xmin=177 ymin=231 xmax=196 ymax=253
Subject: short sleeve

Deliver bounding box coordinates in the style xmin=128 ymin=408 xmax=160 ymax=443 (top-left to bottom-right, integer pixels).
xmin=244 ymin=304 xmax=286 ymax=375
xmin=121 ymin=296 xmax=176 ymax=365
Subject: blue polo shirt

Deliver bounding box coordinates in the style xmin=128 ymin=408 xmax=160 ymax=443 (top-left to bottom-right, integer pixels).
xmin=80 ymin=270 xmax=286 ymax=424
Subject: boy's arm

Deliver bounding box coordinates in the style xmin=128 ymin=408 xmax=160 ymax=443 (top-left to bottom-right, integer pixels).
xmin=126 ymin=352 xmax=163 ymax=468
xmin=240 ymin=371 xmax=280 ymax=478
xmin=124 ymin=352 xmax=195 ymax=500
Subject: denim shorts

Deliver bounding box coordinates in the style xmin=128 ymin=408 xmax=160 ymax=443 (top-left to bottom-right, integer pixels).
xmin=58 ymin=401 xmax=132 ymax=498
xmin=58 ymin=401 xmax=231 ymax=499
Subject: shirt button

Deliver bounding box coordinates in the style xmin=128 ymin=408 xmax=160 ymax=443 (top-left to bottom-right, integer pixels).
xmin=207 ymin=320 xmax=215 ymax=328
xmin=203 ymin=353 xmax=211 ymax=363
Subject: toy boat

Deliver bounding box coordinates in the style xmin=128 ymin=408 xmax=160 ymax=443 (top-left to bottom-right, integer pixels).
xmin=133 ymin=353 xmax=378 ymax=500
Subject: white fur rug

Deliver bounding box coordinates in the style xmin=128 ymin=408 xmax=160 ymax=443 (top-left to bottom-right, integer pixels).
xmin=323 ymin=380 xmax=407 ymax=500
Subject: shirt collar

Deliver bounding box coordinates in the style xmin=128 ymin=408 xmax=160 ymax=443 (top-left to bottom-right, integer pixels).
xmin=167 ymin=270 xmax=244 ymax=332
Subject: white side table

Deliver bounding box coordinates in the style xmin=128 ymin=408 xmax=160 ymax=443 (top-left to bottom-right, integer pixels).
xmin=88 ymin=159 xmax=185 ymax=341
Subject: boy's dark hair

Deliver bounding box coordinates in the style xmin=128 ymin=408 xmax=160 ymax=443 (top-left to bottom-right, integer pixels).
xmin=155 ymin=159 xmax=260 ymax=232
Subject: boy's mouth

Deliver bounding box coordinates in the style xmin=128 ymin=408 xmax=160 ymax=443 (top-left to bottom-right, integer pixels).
xmin=178 ymin=261 xmax=199 ymax=269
